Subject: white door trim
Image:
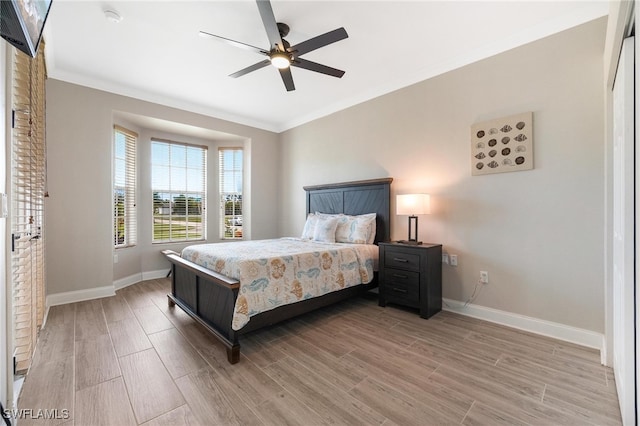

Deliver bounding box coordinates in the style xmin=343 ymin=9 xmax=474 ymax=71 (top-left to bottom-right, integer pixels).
xmin=613 ymin=35 xmax=635 ymax=426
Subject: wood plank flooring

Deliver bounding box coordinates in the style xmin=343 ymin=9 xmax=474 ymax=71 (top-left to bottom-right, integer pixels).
xmin=16 ymin=278 xmax=621 ymax=425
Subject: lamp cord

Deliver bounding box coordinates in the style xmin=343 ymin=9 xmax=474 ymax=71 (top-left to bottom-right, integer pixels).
xmin=443 ymin=279 xmax=485 ymax=310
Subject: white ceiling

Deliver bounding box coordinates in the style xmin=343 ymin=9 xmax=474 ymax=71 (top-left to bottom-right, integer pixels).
xmin=43 ymin=1 xmax=608 ymax=133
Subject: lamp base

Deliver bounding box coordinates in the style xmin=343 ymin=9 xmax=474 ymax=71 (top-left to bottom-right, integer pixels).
xmin=404 ymin=216 xmax=422 ymax=246
xmin=397 ymin=240 xmax=423 ymax=245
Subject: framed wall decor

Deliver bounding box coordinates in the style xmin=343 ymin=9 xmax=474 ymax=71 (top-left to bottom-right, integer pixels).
xmin=471 ymin=112 xmax=533 ymax=176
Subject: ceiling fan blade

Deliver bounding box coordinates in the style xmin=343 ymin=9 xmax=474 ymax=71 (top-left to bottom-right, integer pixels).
xmin=199 ymin=31 xmax=268 ymax=55
xmin=279 ymin=67 xmax=295 ymax=91
xmin=256 ymin=0 xmax=285 ymax=51
xmin=289 ymin=27 xmax=348 ymax=57
xmin=229 ymin=59 xmax=271 ymax=78
xmin=292 ymin=58 xmax=345 ymax=78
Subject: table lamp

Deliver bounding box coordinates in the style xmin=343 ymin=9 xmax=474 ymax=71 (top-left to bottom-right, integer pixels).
xmin=396 ymin=194 xmax=430 ymax=245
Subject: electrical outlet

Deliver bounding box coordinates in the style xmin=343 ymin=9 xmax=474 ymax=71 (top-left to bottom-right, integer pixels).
xmin=480 ymin=271 xmax=489 ymax=284
xmin=450 ymin=254 xmax=458 ymax=266
xmin=442 ymin=254 xmax=449 ymax=264
xmin=114 ymin=254 xmax=119 ymax=264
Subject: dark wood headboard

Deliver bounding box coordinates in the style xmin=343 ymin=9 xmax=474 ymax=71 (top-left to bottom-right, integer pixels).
xmin=303 ymin=178 xmax=393 ymax=244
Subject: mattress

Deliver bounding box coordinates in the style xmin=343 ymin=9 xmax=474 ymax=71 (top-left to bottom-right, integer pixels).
xmin=181 ymin=238 xmax=378 ymax=330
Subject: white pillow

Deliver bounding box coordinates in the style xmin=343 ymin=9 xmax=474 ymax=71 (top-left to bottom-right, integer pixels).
xmin=301 ymin=213 xmax=318 ymax=240
xmin=311 ymin=212 xmax=377 ymax=244
xmin=335 ymin=213 xmax=376 ymax=244
xmin=313 ymin=215 xmax=339 ymax=243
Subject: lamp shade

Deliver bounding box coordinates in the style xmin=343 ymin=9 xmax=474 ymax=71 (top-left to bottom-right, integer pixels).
xmin=396 ymin=194 xmax=431 ymax=216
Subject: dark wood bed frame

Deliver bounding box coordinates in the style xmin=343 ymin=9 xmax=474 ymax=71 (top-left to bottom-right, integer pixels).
xmin=162 ymin=177 xmax=392 ymax=363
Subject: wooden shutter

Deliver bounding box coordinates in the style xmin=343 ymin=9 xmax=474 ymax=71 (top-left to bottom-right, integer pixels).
xmin=11 ymin=44 xmax=47 ymax=373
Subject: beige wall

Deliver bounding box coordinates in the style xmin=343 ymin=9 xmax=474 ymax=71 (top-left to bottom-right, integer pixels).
xmin=45 ymin=17 xmax=607 ymax=334
xmin=45 ymin=81 xmax=280 ymax=294
xmin=280 ymin=18 xmax=606 ymax=333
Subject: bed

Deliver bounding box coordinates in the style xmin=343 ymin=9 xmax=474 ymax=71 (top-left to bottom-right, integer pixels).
xmin=162 ymin=177 xmax=392 ymax=363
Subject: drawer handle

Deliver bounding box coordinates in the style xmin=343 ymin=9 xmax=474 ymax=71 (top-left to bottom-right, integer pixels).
xmin=393 ymin=257 xmax=409 ymax=263
xmin=392 ymin=273 xmax=408 ymax=279
xmin=392 ymin=287 xmax=408 ymax=294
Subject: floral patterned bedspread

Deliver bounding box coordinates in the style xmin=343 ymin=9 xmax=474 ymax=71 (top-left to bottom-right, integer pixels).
xmin=181 ymin=238 xmax=378 ymax=330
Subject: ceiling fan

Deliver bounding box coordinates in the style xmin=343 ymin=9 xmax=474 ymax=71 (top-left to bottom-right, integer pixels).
xmin=199 ymin=0 xmax=348 ymax=92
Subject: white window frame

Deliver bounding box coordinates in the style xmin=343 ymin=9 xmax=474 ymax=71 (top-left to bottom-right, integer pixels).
xmin=152 ymin=139 xmax=207 ymax=243
xmin=219 ymin=148 xmax=243 ymax=240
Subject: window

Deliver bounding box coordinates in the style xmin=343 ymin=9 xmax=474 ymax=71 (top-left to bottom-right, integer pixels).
xmin=219 ymin=148 xmax=243 ymax=239
xmin=152 ymin=140 xmax=207 ymax=242
xmin=113 ymin=126 xmax=137 ymax=248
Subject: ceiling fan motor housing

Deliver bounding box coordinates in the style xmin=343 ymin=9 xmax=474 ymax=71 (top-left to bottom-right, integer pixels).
xmin=277 ymin=22 xmax=290 ymax=38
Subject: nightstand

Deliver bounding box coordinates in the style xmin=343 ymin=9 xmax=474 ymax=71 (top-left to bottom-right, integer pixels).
xmin=378 ymin=242 xmax=442 ymax=319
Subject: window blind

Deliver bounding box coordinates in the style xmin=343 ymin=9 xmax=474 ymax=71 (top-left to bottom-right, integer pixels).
xmin=11 ymin=44 xmax=47 ymax=373
xmin=219 ymin=148 xmax=243 ymax=240
xmin=151 ymin=140 xmax=207 ymax=243
xmin=113 ymin=125 xmax=137 ymax=248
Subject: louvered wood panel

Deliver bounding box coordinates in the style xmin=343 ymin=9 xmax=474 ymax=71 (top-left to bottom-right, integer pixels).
xmin=11 ymin=43 xmax=47 ymax=373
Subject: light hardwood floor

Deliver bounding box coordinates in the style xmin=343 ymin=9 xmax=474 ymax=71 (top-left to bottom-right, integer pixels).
xmin=16 ymin=278 xmax=621 ymax=425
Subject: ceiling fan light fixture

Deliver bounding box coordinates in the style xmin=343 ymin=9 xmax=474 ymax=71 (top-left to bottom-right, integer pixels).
xmin=270 ymin=52 xmax=291 ymax=69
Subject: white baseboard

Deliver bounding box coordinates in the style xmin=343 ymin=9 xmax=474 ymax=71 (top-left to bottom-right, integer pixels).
xmin=46 ymin=285 xmax=115 ymax=307
xmin=113 ymin=269 xmax=170 ymax=291
xmin=142 ymin=269 xmax=171 ymax=281
xmin=47 ymin=270 xmax=172 ymax=307
xmin=442 ymin=298 xmax=603 ymax=351
xmin=113 ymin=273 xmax=142 ymax=291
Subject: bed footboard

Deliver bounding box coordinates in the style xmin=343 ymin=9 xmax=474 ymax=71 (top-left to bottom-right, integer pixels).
xmin=161 ymin=250 xmax=242 ymax=363
xmin=161 ymin=249 xmax=378 ymax=364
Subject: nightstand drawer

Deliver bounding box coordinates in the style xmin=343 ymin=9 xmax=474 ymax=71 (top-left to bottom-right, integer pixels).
xmin=382 ymin=268 xmax=419 ymax=306
xmin=384 ymin=250 xmax=420 ymax=271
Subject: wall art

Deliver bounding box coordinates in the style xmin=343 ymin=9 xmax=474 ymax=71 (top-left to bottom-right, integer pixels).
xmin=471 ymin=112 xmax=533 ymax=176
